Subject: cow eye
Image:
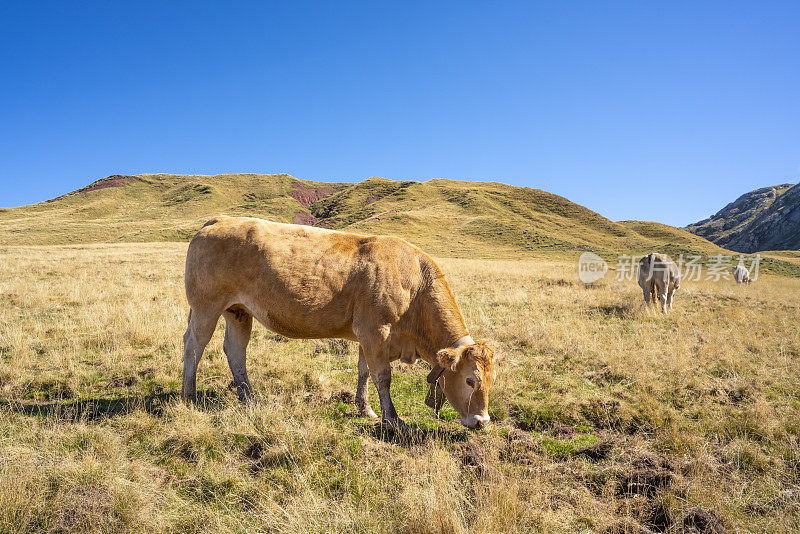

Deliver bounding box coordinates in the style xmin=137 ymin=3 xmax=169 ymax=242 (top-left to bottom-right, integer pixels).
xmin=466 ymin=376 xmax=476 ymax=388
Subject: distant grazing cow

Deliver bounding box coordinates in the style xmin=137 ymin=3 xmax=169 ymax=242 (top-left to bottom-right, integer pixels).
xmin=732 ymin=265 xmax=751 ymax=284
xmin=182 ymin=216 xmax=496 ymax=429
xmin=638 ymin=253 xmax=681 ymax=313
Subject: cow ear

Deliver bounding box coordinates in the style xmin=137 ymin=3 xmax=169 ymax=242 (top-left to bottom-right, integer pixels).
xmin=436 ymin=347 xmax=462 ymax=371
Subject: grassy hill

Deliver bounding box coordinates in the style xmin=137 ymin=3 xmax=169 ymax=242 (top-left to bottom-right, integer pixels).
xmin=0 ymin=173 xmax=737 ymax=262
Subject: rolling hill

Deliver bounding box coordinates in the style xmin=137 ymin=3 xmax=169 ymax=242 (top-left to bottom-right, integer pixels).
xmin=0 ymin=173 xmax=735 ymax=260
xmin=687 ymin=182 xmax=800 ymax=253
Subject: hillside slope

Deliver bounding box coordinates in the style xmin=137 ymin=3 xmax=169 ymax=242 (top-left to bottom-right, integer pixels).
xmin=0 ymin=173 xmax=733 ymax=260
xmin=687 ymin=183 xmax=800 ymax=252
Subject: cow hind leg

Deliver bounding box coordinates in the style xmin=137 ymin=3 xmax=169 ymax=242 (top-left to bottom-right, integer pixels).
xmin=356 ymin=346 xmax=378 ymax=418
xmin=657 ymin=283 xmax=668 ymax=314
xmin=223 ymin=307 xmax=254 ymax=402
xmin=182 ymin=307 xmax=221 ymax=402
xmin=667 ymin=284 xmax=676 ymax=311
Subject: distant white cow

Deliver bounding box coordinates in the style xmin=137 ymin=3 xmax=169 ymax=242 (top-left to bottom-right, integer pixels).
xmin=732 ymin=265 xmax=751 ymax=284
xmin=638 ymin=253 xmax=681 ymax=313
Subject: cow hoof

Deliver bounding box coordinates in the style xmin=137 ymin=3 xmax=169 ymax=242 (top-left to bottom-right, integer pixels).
xmin=360 ymin=407 xmax=378 ymax=419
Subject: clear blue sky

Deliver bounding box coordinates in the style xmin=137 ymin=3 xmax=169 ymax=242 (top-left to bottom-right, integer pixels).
xmin=1 ymin=1 xmax=798 ymax=226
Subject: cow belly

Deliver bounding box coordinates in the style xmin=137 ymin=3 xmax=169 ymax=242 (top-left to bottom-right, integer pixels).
xmin=238 ymin=295 xmax=357 ymax=341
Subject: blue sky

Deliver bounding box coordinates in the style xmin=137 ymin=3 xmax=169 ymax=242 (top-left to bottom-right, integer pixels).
xmin=1 ymin=1 xmax=798 ymax=226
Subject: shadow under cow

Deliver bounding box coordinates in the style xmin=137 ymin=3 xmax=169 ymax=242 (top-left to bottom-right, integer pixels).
xmin=0 ymin=390 xmax=220 ymax=422
xmin=593 ymin=304 xmax=635 ymax=318
xmin=361 ymin=420 xmax=470 ymax=447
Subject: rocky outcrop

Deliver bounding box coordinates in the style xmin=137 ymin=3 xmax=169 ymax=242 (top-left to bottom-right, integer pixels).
xmin=687 ymin=183 xmax=799 ymax=252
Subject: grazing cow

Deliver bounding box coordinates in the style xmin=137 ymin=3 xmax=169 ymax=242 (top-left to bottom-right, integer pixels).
xmin=637 ymin=253 xmax=681 ymax=313
xmin=182 ymin=216 xmax=496 ymax=429
xmin=732 ymin=265 xmax=751 ymax=284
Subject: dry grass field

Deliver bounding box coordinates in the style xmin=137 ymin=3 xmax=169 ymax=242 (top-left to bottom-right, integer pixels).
xmin=1 ymin=243 xmax=799 ymax=532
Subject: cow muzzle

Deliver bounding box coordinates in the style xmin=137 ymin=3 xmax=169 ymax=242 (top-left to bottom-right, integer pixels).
xmin=461 ymin=413 xmax=490 ymax=429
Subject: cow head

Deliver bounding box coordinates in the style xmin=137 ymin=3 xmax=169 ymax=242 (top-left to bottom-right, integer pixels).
xmin=435 ymin=341 xmax=496 ymax=429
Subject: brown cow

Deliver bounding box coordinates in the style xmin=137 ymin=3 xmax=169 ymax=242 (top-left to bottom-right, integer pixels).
xmin=637 ymin=253 xmax=681 ymax=313
xmin=182 ymin=216 xmax=496 ymax=429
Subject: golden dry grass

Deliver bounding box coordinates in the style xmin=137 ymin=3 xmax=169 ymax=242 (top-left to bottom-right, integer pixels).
xmin=0 ymin=243 xmax=798 ymax=532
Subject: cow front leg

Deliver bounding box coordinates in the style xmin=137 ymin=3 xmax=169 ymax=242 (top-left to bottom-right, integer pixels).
xmin=359 ymin=342 xmax=401 ymax=426
xmin=356 ymin=346 xmax=378 ymax=418
xmin=353 ymin=322 xmax=405 ymax=430
xmin=370 ymin=362 xmax=400 ymax=425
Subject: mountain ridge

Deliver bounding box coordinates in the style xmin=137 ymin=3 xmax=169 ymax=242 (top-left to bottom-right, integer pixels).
xmin=686 ymin=182 xmax=800 ymax=253
xmin=0 ymin=173 xmax=773 ymax=265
